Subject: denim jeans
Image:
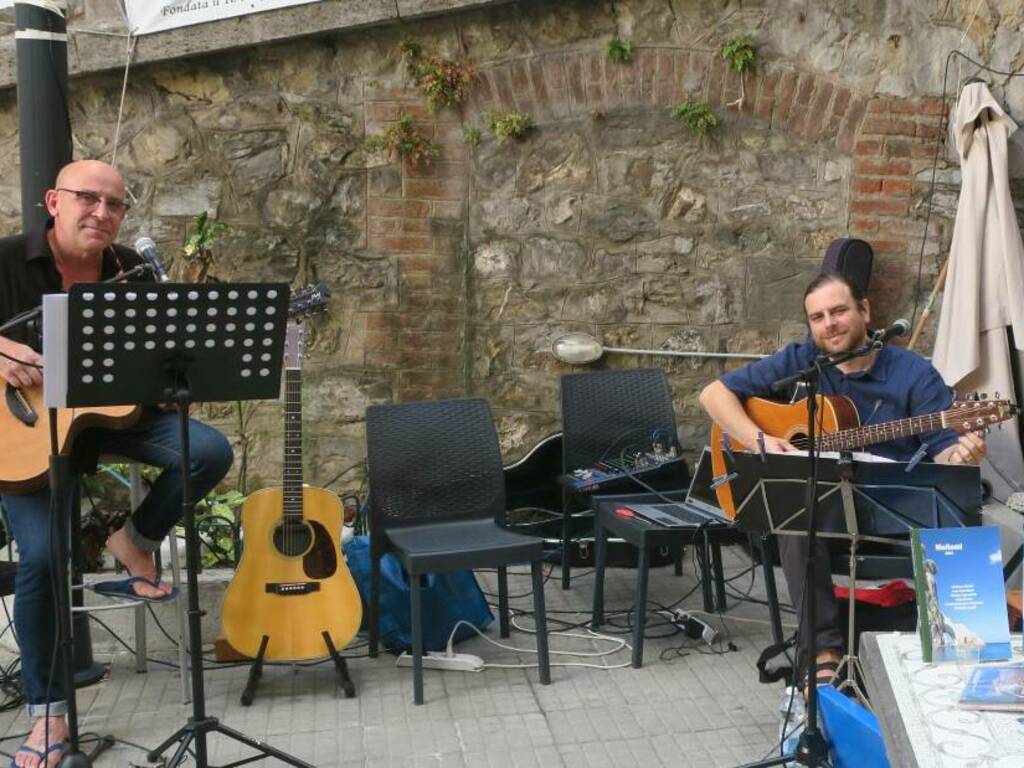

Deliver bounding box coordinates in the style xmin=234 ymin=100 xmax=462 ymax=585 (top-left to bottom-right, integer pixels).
xmin=0 ymin=410 xmax=232 ymax=717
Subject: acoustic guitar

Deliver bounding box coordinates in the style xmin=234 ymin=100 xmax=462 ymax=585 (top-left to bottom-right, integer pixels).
xmin=220 ymin=290 xmax=363 ymax=661
xmin=710 ymin=395 xmax=1018 ymax=519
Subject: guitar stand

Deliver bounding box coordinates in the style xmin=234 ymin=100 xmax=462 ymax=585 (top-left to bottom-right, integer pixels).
xmin=241 ymin=631 xmax=357 ymax=706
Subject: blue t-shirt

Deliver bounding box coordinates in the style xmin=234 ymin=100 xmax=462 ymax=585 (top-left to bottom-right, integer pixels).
xmin=720 ymin=340 xmax=960 ymax=461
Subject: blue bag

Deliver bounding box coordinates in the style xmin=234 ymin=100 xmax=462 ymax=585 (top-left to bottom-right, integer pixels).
xmin=818 ymin=685 xmax=891 ymax=768
xmin=344 ymin=535 xmax=494 ymax=654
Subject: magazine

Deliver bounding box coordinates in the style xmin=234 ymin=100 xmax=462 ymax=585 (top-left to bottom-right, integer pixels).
xmin=959 ymin=663 xmax=1024 ymax=711
xmin=910 ymin=526 xmax=1011 ymax=663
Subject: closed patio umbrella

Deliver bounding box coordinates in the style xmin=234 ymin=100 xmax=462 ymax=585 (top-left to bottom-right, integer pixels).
xmin=932 ymin=82 xmax=1024 ymax=501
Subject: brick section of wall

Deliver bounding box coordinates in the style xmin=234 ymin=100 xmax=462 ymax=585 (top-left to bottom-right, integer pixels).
xmin=364 ymin=84 xmax=467 ymax=401
xmin=845 ymin=96 xmax=947 ymax=322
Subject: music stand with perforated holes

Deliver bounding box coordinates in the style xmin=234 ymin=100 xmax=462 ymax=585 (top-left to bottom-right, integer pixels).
xmin=43 ymin=282 xmax=312 ymax=768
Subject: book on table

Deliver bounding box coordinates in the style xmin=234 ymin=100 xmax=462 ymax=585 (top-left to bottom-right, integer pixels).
xmin=959 ymin=662 xmax=1024 ymax=711
xmin=910 ymin=525 xmax=1011 ymax=664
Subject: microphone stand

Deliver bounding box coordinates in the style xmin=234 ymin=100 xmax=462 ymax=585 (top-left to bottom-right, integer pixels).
xmin=740 ymin=335 xmax=882 ymax=768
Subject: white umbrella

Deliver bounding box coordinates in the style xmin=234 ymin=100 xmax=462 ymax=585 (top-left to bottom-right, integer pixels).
xmin=932 ymin=82 xmax=1024 ymax=501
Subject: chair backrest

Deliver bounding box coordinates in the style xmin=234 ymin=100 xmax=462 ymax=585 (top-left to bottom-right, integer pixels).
xmin=560 ymin=368 xmax=678 ymax=472
xmin=365 ymin=398 xmax=507 ymax=533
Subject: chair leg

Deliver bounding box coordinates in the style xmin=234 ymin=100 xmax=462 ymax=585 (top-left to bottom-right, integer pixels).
xmin=591 ymin=510 xmax=607 ymax=628
xmin=497 ymin=567 xmax=510 ymax=638
xmin=530 ymin=560 xmax=551 ymax=685
xmin=632 ymin=546 xmax=650 ymax=669
xmin=560 ymin=493 xmax=572 ymax=590
xmin=711 ymin=538 xmax=726 ymax=613
xmin=410 ymin=573 xmax=424 ymax=705
xmin=368 ymin=554 xmax=380 ymax=658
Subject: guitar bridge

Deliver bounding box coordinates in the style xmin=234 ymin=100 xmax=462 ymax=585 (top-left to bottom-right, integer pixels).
xmin=265 ymin=582 xmax=320 ymax=595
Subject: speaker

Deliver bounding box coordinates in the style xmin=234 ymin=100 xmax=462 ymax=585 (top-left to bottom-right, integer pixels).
xmin=821 ymin=238 xmax=874 ymax=296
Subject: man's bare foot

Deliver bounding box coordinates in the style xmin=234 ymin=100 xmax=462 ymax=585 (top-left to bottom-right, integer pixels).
xmin=14 ymin=716 xmax=67 ymax=768
xmin=106 ymin=527 xmax=170 ymax=599
xmin=803 ymin=648 xmax=843 ymax=699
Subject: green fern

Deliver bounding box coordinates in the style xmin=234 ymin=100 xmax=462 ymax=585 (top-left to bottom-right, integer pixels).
xmin=607 ymin=36 xmax=634 ymax=64
xmin=672 ymin=101 xmax=719 ymax=137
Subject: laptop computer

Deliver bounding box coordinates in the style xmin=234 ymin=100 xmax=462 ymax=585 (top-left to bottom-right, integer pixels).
xmin=618 ymin=447 xmax=732 ymax=528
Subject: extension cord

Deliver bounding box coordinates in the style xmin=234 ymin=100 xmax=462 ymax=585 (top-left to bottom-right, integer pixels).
xmin=395 ymin=651 xmax=484 ymax=672
xmin=672 ymin=609 xmax=719 ymax=646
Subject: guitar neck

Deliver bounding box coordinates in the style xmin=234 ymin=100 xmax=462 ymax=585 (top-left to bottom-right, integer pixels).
xmin=820 ymin=411 xmax=948 ymax=452
xmin=283 ymin=367 xmax=304 ymax=522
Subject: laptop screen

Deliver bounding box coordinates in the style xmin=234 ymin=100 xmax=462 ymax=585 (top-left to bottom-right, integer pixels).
xmin=685 ymin=447 xmax=723 ymax=516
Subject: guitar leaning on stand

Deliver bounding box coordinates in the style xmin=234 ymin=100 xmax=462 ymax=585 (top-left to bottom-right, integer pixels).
xmin=710 ymin=395 xmax=1017 ymax=519
xmin=220 ymin=286 xmax=362 ymax=704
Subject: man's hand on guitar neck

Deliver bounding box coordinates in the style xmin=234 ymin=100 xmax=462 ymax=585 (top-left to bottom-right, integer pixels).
xmin=937 ymin=432 xmax=987 ymax=466
xmin=0 ymin=336 xmax=43 ymax=389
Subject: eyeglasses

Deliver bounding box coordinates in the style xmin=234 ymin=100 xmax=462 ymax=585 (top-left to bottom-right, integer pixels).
xmin=55 ymin=188 xmax=131 ymax=216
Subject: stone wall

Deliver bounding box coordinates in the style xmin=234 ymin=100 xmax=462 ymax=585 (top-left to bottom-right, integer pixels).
xmin=1 ymin=0 xmax=1023 ymax=492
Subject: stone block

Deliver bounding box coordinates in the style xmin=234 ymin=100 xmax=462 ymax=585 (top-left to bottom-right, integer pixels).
xmin=745 ymin=257 xmax=821 ymax=324
xmin=153 ymin=178 xmax=223 ymax=218
xmin=582 ymin=195 xmax=657 ymax=243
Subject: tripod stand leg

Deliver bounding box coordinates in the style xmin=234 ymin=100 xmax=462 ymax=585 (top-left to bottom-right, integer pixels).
xmin=322 ymin=630 xmax=356 ymax=699
xmin=212 ymin=722 xmax=316 ymax=768
xmin=240 ymin=635 xmax=269 ymax=706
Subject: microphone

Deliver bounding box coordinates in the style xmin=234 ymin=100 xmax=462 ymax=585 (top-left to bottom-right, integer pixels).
xmin=871 ymin=318 xmax=910 ymax=345
xmin=134 ymin=236 xmax=170 ymax=282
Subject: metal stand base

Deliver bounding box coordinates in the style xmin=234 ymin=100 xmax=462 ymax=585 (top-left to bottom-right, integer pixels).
xmin=146 ymin=717 xmax=314 ymax=768
xmin=241 ymin=631 xmax=356 ymax=706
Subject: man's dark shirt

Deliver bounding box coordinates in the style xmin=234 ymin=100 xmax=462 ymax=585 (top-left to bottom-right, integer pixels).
xmin=0 ymin=219 xmax=144 ymax=348
xmin=0 ymin=220 xmax=147 ymax=476
xmin=720 ymin=338 xmax=960 ymax=461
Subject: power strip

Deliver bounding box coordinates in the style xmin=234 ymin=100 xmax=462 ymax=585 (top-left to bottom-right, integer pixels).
xmin=395 ymin=651 xmax=484 ymax=672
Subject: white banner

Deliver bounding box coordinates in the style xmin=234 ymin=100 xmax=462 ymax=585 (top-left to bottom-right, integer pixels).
xmin=124 ymin=0 xmax=323 ymax=36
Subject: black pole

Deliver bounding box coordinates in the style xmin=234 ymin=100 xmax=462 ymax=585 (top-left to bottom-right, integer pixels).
xmin=15 ymin=0 xmax=72 ymax=230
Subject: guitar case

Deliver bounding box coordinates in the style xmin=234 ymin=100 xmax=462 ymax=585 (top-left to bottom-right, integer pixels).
xmin=821 ymin=237 xmax=873 ymax=295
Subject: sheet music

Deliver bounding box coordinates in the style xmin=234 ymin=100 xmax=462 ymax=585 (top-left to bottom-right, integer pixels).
xmin=783 ymin=449 xmax=895 ymax=463
xmin=877 ymin=632 xmax=1024 ymax=766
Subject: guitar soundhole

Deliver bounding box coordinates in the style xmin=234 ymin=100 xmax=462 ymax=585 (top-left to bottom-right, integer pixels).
xmin=273 ymin=521 xmax=314 ymax=558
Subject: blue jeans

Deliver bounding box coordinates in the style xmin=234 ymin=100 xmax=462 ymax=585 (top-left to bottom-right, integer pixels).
xmin=0 ymin=410 xmax=232 ymax=717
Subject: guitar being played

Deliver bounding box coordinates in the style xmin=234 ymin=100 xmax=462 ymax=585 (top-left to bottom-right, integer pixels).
xmin=699 ymin=271 xmax=991 ymax=696
xmin=0 ymin=160 xmax=234 ymax=768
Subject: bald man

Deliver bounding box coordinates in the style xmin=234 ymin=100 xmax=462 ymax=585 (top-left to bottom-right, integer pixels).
xmin=0 ymin=161 xmax=233 ymax=767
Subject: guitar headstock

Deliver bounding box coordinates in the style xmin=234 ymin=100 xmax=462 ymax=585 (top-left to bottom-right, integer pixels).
xmin=948 ymin=397 xmax=1019 ymax=434
xmin=284 ymin=284 xmax=331 ymax=369
xmin=288 ymin=283 xmax=331 ymax=320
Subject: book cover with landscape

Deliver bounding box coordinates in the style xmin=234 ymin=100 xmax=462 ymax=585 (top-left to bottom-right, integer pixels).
xmin=910 ymin=526 xmax=1011 ymax=663
xmin=959 ymin=663 xmax=1024 ymax=711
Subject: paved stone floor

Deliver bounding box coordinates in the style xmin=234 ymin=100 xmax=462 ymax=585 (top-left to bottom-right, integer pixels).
xmin=0 ymin=544 xmax=796 ymax=767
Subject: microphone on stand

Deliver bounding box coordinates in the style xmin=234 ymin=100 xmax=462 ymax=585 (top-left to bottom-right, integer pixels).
xmin=870 ymin=318 xmax=910 ymax=345
xmin=134 ymin=236 xmax=171 ymax=282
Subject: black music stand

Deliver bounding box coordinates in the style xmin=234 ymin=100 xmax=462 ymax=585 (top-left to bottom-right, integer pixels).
xmin=44 ymin=282 xmax=312 ymax=768
xmin=724 ymin=450 xmax=981 ymax=763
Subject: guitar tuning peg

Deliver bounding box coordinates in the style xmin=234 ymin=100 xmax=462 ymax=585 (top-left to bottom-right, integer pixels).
xmin=980 ymin=392 xmax=988 ymax=400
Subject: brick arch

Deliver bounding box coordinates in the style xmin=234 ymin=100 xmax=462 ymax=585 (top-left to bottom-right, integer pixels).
xmin=360 ymin=48 xmax=950 ymax=397
xmin=468 ymin=47 xmax=950 ymax=323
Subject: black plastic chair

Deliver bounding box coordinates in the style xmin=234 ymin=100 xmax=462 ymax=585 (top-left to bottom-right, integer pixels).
xmin=365 ymin=397 xmax=552 ymax=704
xmin=559 ymin=369 xmax=689 ymax=588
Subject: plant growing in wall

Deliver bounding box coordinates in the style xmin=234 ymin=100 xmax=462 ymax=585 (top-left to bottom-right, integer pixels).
xmin=364 ymin=114 xmax=440 ymax=167
xmin=484 ymin=110 xmax=534 ymax=146
xmin=400 ymin=39 xmax=478 ymax=112
xmin=463 ymin=125 xmax=482 ymax=146
xmin=179 ymin=211 xmax=230 ymax=283
xmin=607 ymin=36 xmax=634 ymax=64
xmin=719 ymin=34 xmax=757 ymax=110
xmin=672 ymin=100 xmax=719 ymax=137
